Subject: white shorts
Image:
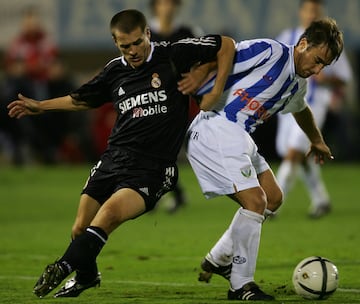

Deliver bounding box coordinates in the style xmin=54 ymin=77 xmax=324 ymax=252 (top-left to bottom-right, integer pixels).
xmin=186 ymin=113 xmax=270 ymax=199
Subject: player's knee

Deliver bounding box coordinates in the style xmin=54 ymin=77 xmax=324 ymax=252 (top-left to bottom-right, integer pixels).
xmin=272 ymin=188 xmax=284 ymax=210
xmin=245 ymin=192 xmax=268 ymax=214
xmin=71 ymin=224 xmax=87 ymax=239
xmin=266 ymin=186 xmax=283 ymax=212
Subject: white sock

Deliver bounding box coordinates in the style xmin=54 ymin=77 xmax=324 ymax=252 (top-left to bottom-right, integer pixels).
xmin=276 ymin=160 xmax=299 ymax=199
xmin=208 ymin=229 xmax=233 ymax=266
xmin=208 ymin=209 xmax=245 ymax=266
xmin=301 ymin=160 xmax=330 ymax=208
xmin=230 ymin=208 xmax=264 ymax=290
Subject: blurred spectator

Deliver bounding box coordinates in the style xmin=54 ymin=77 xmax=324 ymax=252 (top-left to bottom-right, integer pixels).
xmin=275 ymin=0 xmax=352 ymax=218
xmin=4 ymin=6 xmax=58 ymax=99
xmin=1 ymin=6 xmax=59 ymax=164
xmin=45 ymin=59 xmax=97 ymax=164
xmin=0 ymin=59 xmax=35 ymax=165
xmin=149 ymin=0 xmax=203 ymax=43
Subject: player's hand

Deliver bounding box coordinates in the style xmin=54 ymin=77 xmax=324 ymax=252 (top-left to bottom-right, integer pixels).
xmin=178 ymin=62 xmax=216 ymax=95
xmin=178 ymin=71 xmax=201 ymax=95
xmin=7 ymin=94 xmax=43 ymax=119
xmin=306 ymin=141 xmax=334 ymax=165
xmin=178 ymin=69 xmax=207 ymax=95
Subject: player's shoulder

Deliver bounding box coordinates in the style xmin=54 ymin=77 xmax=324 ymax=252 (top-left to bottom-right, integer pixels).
xmin=236 ymin=38 xmax=285 ymax=56
xmin=104 ymin=56 xmax=127 ymax=70
xmin=172 ymin=35 xmax=220 ymax=47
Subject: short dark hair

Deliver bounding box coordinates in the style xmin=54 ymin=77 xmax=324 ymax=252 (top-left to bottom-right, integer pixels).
xmin=298 ymin=17 xmax=343 ymax=61
xmin=110 ymin=9 xmax=147 ymax=34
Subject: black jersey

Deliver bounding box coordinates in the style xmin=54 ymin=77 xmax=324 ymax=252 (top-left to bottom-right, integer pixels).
xmin=71 ymin=35 xmax=221 ymax=164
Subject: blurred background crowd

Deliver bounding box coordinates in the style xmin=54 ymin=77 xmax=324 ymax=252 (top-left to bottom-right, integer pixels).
xmin=0 ymin=0 xmax=359 ymax=166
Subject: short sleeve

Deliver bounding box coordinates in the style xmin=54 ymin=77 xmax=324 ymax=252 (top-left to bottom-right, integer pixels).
xmin=71 ymin=69 xmax=111 ymax=108
xmin=170 ymin=35 xmax=222 ymax=74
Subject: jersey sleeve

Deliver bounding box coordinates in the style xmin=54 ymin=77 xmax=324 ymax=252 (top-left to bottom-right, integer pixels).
xmin=169 ymin=35 xmax=222 ymax=73
xmin=70 ymin=68 xmax=112 ymax=108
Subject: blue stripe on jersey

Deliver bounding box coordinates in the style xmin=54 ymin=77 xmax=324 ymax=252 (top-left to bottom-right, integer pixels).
xmin=234 ymin=41 xmax=272 ymax=63
xmin=197 ymin=41 xmax=271 ymax=96
xmin=225 ymin=43 xmax=289 ymax=124
xmin=197 ymin=62 xmax=260 ymax=96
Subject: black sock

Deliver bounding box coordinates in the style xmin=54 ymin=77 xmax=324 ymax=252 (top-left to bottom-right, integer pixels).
xmin=59 ymin=226 xmax=108 ymax=282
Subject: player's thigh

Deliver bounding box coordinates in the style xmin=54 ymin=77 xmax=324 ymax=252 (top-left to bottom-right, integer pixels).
xmin=72 ymin=194 xmax=101 ymax=238
xmin=91 ymin=188 xmax=146 ymax=235
xmin=257 ymin=169 xmax=283 ymax=211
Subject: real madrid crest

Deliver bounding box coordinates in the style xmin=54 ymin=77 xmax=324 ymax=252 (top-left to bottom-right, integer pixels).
xmin=151 ymin=73 xmax=161 ymax=88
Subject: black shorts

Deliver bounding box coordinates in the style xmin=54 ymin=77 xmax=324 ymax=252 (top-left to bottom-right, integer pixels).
xmin=81 ymin=150 xmax=178 ymax=211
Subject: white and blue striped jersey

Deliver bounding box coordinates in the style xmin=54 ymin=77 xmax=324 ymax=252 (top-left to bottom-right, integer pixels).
xmin=197 ymin=39 xmax=307 ymax=133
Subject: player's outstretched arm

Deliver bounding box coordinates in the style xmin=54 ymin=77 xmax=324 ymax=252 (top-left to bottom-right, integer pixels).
xmin=293 ymin=106 xmax=334 ymax=164
xmin=8 ymin=93 xmax=92 ymax=119
xmin=199 ymin=36 xmax=235 ymax=111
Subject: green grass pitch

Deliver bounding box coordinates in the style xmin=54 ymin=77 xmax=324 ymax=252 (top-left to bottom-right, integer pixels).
xmin=0 ymin=162 xmax=359 ymax=303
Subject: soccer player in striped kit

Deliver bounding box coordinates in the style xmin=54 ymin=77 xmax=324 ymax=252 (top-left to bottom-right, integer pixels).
xmin=186 ymin=18 xmax=343 ymax=300
xmin=275 ymin=0 xmax=352 ymax=218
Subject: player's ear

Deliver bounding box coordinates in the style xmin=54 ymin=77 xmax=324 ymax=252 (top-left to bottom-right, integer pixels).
xmin=111 ymin=33 xmax=117 ymax=45
xmin=145 ymin=26 xmax=151 ymax=40
xmin=298 ymin=38 xmax=308 ymax=53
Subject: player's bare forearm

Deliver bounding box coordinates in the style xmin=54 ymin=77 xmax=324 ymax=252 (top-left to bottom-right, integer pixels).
xmin=40 ymin=95 xmax=91 ymax=112
xmin=8 ymin=94 xmax=91 ymax=119
xmin=199 ymin=36 xmax=235 ymax=111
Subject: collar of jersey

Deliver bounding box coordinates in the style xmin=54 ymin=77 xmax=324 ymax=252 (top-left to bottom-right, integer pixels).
xmin=121 ymin=43 xmax=155 ymax=66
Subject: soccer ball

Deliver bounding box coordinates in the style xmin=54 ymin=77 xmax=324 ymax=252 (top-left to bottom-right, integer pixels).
xmin=292 ymin=256 xmax=339 ymax=300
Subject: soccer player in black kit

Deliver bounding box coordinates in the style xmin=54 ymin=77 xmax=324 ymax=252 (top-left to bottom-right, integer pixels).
xmin=8 ymin=9 xmax=235 ymax=298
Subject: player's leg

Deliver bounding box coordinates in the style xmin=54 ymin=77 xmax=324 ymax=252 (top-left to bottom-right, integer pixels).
xmin=300 ymin=158 xmax=331 ymax=218
xmin=226 ymin=188 xmax=275 ymax=301
xmin=257 ymin=168 xmax=283 ymax=214
xmin=57 ymin=194 xmax=102 ymax=296
xmin=71 ymin=194 xmax=101 ymax=239
xmin=34 ymin=188 xmax=146 ymax=298
xmin=276 ymin=114 xmax=303 ymax=203
xmin=276 ymin=148 xmax=304 ymax=200
xmin=187 ymin=116 xmax=273 ymax=299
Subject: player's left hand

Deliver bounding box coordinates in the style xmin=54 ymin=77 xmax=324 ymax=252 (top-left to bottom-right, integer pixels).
xmin=306 ymin=141 xmax=334 ymax=165
xmin=178 ymin=70 xmax=206 ymax=95
xmin=7 ymin=94 xmax=43 ymax=119
xmin=178 ymin=62 xmax=216 ymax=95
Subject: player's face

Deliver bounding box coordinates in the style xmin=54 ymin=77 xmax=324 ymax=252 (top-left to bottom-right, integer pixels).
xmin=113 ymin=27 xmax=151 ymax=68
xmin=299 ymin=1 xmax=323 ymax=28
xmin=294 ymin=39 xmax=333 ymax=78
